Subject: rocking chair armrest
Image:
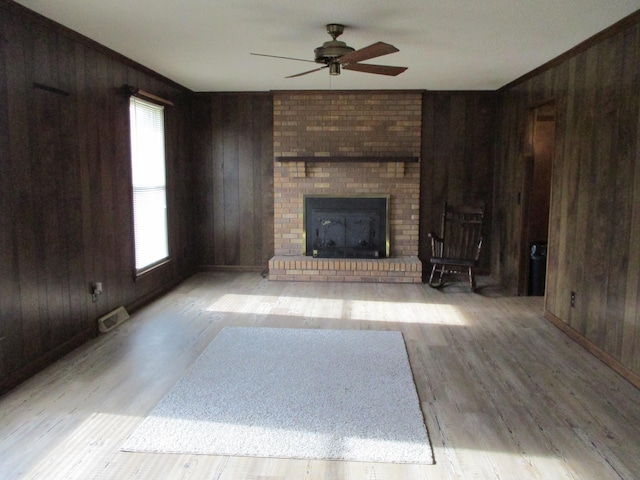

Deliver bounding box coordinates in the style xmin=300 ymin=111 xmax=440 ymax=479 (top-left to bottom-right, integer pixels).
xmin=428 ymin=231 xmax=443 ymax=243
xmin=428 ymin=231 xmax=444 ymax=256
xmin=474 ymin=236 xmax=484 ymax=261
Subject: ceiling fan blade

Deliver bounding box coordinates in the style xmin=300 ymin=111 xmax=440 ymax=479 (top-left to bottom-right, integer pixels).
xmin=342 ymin=63 xmax=407 ymax=76
xmin=338 ymin=41 xmax=399 ymax=65
xmin=286 ymin=66 xmax=328 ymax=78
xmin=250 ymin=53 xmax=316 ymax=63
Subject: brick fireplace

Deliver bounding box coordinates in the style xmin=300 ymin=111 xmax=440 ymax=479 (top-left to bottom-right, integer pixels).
xmin=268 ymin=91 xmax=423 ymax=283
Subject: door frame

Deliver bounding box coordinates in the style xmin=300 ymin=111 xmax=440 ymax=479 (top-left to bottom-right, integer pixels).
xmin=517 ymin=100 xmax=556 ymax=296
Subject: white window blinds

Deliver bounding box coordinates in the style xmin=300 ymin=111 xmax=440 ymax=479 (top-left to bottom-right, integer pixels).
xmin=129 ymin=96 xmax=169 ymax=273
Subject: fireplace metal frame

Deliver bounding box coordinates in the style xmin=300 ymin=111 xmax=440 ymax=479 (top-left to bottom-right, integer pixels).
xmin=302 ymin=194 xmax=390 ymax=258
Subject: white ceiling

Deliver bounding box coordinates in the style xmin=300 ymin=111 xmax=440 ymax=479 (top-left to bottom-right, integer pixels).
xmin=16 ymin=0 xmax=640 ymax=92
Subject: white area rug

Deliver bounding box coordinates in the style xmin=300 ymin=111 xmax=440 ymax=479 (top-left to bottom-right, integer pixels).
xmin=122 ymin=327 xmax=433 ymax=464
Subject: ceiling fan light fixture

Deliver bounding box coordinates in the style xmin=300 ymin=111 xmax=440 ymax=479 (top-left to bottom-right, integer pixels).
xmin=330 ymin=62 xmax=340 ymax=76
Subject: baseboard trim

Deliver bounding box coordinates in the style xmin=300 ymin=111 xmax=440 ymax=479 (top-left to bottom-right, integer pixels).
xmin=127 ymin=273 xmax=194 ymax=313
xmin=544 ymin=310 xmax=640 ymax=390
xmin=0 ymin=326 xmax=95 ymax=396
xmin=199 ymin=265 xmax=267 ymax=273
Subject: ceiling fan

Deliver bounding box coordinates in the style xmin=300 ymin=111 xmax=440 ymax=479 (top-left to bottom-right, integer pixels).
xmin=251 ymin=24 xmax=407 ymax=78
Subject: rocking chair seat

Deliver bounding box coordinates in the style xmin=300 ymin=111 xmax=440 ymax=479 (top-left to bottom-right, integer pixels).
xmin=429 ymin=257 xmax=476 ymax=267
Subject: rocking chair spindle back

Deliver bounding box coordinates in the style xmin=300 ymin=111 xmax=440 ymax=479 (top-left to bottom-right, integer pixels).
xmin=428 ymin=202 xmax=485 ymax=291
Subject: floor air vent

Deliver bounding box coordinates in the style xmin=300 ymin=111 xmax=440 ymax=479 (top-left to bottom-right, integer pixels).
xmin=98 ymin=306 xmax=130 ymax=333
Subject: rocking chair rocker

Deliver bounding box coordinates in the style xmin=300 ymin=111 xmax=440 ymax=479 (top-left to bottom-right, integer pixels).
xmin=428 ymin=202 xmax=485 ymax=291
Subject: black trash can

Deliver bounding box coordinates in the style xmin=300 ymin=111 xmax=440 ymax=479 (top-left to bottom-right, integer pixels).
xmin=528 ymin=242 xmax=547 ymax=296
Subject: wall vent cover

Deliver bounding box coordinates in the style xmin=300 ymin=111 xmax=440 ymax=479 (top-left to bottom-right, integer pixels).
xmin=98 ymin=306 xmax=130 ymax=333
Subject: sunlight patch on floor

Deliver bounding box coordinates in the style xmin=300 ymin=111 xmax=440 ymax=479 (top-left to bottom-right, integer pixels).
xmin=206 ymin=294 xmax=468 ymax=325
xmin=349 ymin=301 xmax=467 ymax=325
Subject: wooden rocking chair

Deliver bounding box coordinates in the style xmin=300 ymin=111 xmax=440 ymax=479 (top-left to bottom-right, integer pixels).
xmin=428 ymin=202 xmax=485 ymax=291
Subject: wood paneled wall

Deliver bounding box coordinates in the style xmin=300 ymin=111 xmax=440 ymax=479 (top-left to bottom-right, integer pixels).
xmin=420 ymin=92 xmax=496 ymax=275
xmin=192 ymin=93 xmax=274 ymax=269
xmin=192 ymin=91 xmax=496 ymax=275
xmin=0 ymin=1 xmax=196 ymax=394
xmin=494 ymin=14 xmax=640 ymax=378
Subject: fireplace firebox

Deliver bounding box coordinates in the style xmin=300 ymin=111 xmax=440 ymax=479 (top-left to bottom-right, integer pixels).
xmin=304 ymin=195 xmax=390 ymax=259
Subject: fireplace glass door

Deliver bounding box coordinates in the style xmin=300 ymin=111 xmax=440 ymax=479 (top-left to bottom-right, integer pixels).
xmin=304 ymin=195 xmax=389 ymax=258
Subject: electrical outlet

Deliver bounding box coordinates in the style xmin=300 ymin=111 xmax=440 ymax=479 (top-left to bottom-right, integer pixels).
xmin=570 ymin=291 xmax=576 ymax=308
xmin=92 ymin=281 xmax=103 ymax=303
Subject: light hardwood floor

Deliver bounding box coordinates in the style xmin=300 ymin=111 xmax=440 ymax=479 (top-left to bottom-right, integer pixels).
xmin=1 ymin=272 xmax=639 ymax=479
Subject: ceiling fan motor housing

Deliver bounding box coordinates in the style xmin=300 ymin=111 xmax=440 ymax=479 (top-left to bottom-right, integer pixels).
xmin=314 ymin=24 xmax=354 ymax=64
xmin=314 ymin=41 xmax=355 ymax=64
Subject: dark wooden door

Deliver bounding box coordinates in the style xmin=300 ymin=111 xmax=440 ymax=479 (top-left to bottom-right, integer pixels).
xmin=519 ymin=102 xmax=555 ymax=296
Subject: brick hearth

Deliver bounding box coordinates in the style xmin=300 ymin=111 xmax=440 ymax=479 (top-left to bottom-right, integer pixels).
xmin=268 ymin=256 xmax=422 ymax=283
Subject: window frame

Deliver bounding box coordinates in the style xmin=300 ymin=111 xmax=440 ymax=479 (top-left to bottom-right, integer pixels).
xmin=129 ymin=95 xmax=171 ymax=277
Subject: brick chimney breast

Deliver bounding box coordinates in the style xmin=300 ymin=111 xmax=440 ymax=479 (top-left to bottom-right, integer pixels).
xmin=270 ymin=91 xmax=422 ymax=283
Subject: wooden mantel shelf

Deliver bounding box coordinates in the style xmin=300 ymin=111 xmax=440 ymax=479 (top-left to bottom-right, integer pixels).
xmin=275 ymin=156 xmax=419 ymax=163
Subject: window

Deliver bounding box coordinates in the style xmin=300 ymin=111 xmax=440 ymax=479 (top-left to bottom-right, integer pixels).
xmin=129 ymin=96 xmax=169 ymax=274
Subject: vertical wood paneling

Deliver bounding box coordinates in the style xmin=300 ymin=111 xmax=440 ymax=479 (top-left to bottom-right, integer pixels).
xmin=108 ymin=61 xmax=131 ymax=311
xmin=193 ymin=93 xmax=274 ymax=270
xmin=10 ymin=16 xmax=43 ymax=364
xmin=582 ymin=43 xmax=611 ymax=343
xmin=173 ymin=92 xmax=194 ymax=272
xmin=495 ymin=18 xmax=640 ymax=380
xmin=419 ymin=92 xmax=496 ymax=275
xmin=596 ymin=35 xmax=626 ymax=356
xmin=57 ymin=33 xmax=86 ymax=340
xmin=197 ymin=90 xmax=493 ymax=275
xmin=0 ymin=2 xmax=195 ymax=394
xmin=97 ymin=51 xmax=118 ymax=311
xmin=238 ymin=95 xmax=255 ymax=266
xmin=569 ymin=53 xmax=590 ymax=333
xmin=192 ymin=97 xmax=214 ymax=263
xmin=544 ymin=61 xmax=570 ymax=317
xmin=211 ymin=95 xmax=227 ymax=267
xmin=0 ymin=15 xmax=8 ymax=379
xmin=221 ymin=95 xmax=240 ymax=265
xmin=0 ymin=9 xmax=24 ymax=379
xmin=623 ymin=94 xmax=640 ymax=373
xmin=620 ymin=25 xmax=640 ymax=373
